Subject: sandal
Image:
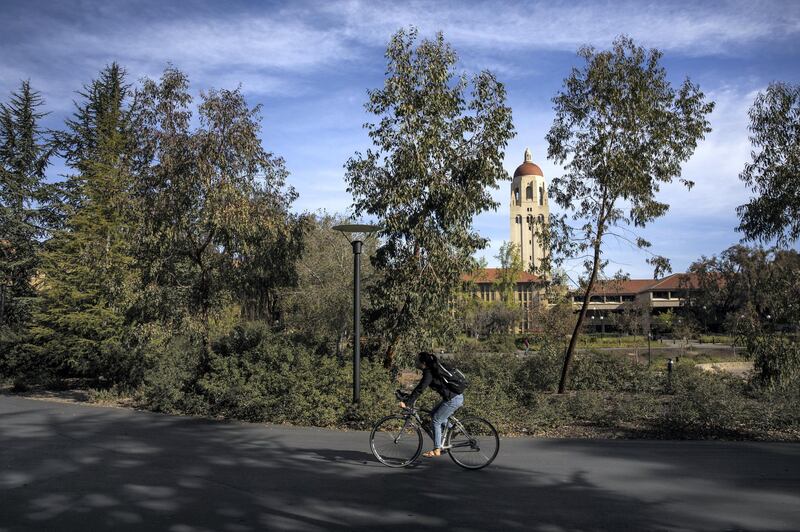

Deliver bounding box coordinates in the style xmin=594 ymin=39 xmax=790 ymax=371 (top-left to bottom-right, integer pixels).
xmin=422 ymin=449 xmax=442 ymax=458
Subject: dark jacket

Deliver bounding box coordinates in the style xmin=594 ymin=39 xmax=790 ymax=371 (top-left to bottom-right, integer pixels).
xmin=406 ymin=367 xmax=457 ymax=406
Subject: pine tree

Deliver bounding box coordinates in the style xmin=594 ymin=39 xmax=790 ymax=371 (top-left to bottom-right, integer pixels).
xmin=0 ymin=80 xmax=51 ymax=328
xmin=29 ymin=64 xmax=139 ymax=382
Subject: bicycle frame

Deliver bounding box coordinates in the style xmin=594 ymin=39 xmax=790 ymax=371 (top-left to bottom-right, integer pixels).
xmin=396 ymin=407 xmax=475 ymax=451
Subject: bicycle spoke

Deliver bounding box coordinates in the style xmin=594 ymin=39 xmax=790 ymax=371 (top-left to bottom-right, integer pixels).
xmin=370 ymin=415 xmax=422 ymax=468
xmin=448 ymin=417 xmax=499 ymax=470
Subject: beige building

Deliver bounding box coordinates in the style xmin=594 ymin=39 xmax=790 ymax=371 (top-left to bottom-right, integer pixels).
xmin=509 ymin=148 xmax=549 ymax=274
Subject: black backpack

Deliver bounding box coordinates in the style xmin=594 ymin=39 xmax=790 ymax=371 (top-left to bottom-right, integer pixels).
xmin=437 ymin=362 xmax=469 ymax=394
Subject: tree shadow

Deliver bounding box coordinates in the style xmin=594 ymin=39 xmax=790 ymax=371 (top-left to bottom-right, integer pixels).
xmin=1 ymin=396 xmax=797 ymax=531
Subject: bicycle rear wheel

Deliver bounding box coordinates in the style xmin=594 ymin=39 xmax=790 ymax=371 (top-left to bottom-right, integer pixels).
xmin=447 ymin=416 xmax=500 ymax=470
xmin=370 ymin=415 xmax=423 ymax=468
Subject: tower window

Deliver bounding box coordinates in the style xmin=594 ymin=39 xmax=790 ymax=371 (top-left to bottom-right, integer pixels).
xmin=526 ymin=184 xmax=533 ymax=200
xmin=539 ymin=186 xmax=545 ymax=206
xmin=514 ymin=188 xmax=520 ymax=202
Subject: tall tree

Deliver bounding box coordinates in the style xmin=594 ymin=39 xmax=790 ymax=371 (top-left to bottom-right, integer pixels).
xmin=134 ymin=67 xmax=300 ymax=366
xmin=737 ymin=82 xmax=800 ymax=247
xmin=0 ymin=80 xmax=52 ymax=327
xmin=345 ymin=28 xmax=514 ymax=369
xmin=544 ymin=36 xmax=714 ymax=393
xmin=29 ymin=64 xmax=139 ymax=382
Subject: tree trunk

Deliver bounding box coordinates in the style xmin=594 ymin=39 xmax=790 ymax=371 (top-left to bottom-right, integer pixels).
xmin=558 ymin=219 xmax=605 ymax=394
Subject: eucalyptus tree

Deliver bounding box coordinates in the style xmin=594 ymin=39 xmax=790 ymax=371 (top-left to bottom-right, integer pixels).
xmin=737 ymin=82 xmax=800 ymax=247
xmin=345 ymin=27 xmax=514 ymax=368
xmin=544 ymin=36 xmax=714 ymax=393
xmin=134 ymin=68 xmax=299 ymax=366
xmin=0 ymin=81 xmax=52 ymax=327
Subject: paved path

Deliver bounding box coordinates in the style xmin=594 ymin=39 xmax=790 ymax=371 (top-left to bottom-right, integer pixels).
xmin=1 ymin=396 xmax=798 ymax=531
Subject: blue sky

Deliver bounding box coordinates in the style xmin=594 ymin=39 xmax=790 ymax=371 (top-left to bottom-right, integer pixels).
xmin=2 ymin=0 xmax=799 ymax=279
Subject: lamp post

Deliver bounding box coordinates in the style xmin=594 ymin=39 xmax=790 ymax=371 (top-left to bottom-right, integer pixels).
xmin=332 ymin=223 xmax=381 ymax=404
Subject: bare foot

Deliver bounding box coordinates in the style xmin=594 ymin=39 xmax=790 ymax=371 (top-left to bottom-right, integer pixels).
xmin=422 ymin=449 xmax=442 ymax=458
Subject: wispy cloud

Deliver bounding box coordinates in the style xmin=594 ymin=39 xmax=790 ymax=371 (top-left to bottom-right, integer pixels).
xmin=330 ymin=0 xmax=800 ymax=55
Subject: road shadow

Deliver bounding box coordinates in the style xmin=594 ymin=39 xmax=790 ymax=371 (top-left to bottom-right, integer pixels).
xmin=1 ymin=396 xmax=797 ymax=531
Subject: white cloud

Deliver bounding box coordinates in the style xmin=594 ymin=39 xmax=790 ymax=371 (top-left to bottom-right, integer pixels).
xmin=329 ymin=0 xmax=800 ymax=56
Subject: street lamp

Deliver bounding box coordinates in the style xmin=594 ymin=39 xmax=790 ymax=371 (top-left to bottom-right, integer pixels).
xmin=332 ymin=223 xmax=381 ymax=404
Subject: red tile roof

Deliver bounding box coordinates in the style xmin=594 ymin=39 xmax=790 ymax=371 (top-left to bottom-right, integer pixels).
xmin=586 ymin=279 xmax=657 ymax=295
xmin=577 ymin=273 xmax=703 ymax=295
xmin=648 ymin=273 xmax=702 ymax=290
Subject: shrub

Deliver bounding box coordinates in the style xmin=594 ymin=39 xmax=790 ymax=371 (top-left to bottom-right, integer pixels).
xmin=446 ymin=352 xmax=530 ymax=433
xmin=515 ymin=344 xmax=563 ymax=397
xmin=570 ymin=351 xmax=658 ymax=393
xmin=139 ymin=322 xmax=397 ymax=429
xmin=138 ymin=334 xmax=207 ymax=415
xmin=659 ymin=365 xmax=749 ymax=435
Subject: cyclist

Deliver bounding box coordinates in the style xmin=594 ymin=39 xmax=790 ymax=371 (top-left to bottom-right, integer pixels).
xmin=398 ymin=351 xmax=464 ymax=458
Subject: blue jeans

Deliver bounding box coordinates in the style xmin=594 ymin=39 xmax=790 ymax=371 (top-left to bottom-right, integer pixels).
xmin=431 ymin=394 xmax=464 ymax=449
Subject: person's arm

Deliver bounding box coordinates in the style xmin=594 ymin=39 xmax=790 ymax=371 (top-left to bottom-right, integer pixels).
xmin=405 ymin=368 xmax=432 ymax=407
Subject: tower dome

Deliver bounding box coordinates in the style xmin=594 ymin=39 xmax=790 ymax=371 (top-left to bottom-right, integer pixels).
xmin=514 ymin=147 xmax=543 ymax=177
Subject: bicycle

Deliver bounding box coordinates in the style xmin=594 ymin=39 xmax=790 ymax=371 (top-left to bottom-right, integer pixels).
xmin=369 ymin=390 xmax=500 ymax=470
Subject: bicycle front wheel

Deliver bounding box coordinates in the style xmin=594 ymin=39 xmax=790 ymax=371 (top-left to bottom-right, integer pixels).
xmin=370 ymin=415 xmax=423 ymax=468
xmin=447 ymin=416 xmax=500 ymax=470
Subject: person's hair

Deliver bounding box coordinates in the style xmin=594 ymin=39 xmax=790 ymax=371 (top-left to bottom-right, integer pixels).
xmin=416 ymin=351 xmax=438 ymax=369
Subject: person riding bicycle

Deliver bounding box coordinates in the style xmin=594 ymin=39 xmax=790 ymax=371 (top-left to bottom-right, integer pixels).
xmin=398 ymin=351 xmax=465 ymax=458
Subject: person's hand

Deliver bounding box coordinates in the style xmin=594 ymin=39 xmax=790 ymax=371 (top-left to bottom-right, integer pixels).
xmin=398 ymin=401 xmax=406 ymax=409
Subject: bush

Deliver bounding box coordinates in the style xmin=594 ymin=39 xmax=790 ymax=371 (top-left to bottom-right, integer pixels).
xmin=515 ymin=344 xmax=563 ymax=397
xmin=138 ymin=334 xmax=208 ymax=415
xmin=570 ymin=351 xmax=658 ymax=393
xmin=140 ymin=322 xmax=397 ymax=429
xmin=446 ymin=352 xmax=530 ymax=433
xmin=659 ymin=365 xmax=750 ymax=435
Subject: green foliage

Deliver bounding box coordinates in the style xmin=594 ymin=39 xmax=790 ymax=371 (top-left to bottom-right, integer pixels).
xmin=21 ymin=65 xmax=139 ymax=384
xmin=0 ymin=80 xmax=53 ymax=327
xmin=545 ymin=35 xmax=714 ymax=392
xmin=140 ymin=323 xmax=396 ymax=428
xmin=745 ymin=331 xmax=800 ymax=390
xmin=570 ymin=351 xmax=658 ymax=393
xmin=345 ymin=27 xmax=515 ymax=367
xmin=688 ymin=245 xmax=800 ymax=387
xmin=737 ymin=82 xmax=800 ymax=247
xmin=133 ymin=68 xmax=302 ymax=356
xmin=516 ymin=344 xmax=563 ymax=396
xmin=282 ymin=213 xmax=376 ymax=357
xmin=447 ymin=352 xmax=529 ymax=433
xmin=661 ymin=365 xmax=750 ymax=435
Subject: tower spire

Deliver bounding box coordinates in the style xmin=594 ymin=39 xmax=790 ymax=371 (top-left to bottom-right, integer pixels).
xmin=524 ymin=147 xmax=532 ymax=163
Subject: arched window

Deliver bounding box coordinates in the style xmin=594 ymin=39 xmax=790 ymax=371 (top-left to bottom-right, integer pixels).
xmin=525 ymin=184 xmax=533 ymax=200
xmin=539 ymin=185 xmax=545 ymax=206
xmin=538 ymin=214 xmax=544 ymax=224
xmin=514 ymin=187 xmax=520 ymax=203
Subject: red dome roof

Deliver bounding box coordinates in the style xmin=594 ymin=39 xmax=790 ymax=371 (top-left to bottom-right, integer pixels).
xmin=513 ymin=161 xmax=543 ymax=177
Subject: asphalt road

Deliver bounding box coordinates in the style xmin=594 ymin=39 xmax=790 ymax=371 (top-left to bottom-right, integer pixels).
xmin=1 ymin=396 xmax=798 ymax=532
